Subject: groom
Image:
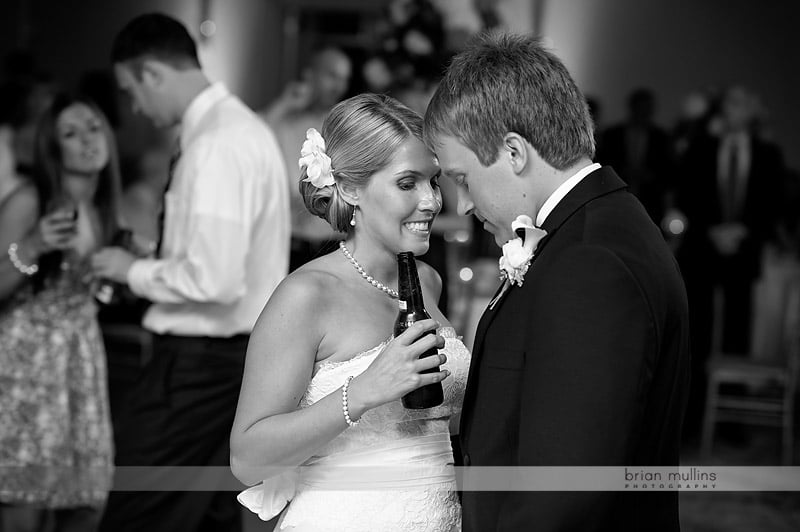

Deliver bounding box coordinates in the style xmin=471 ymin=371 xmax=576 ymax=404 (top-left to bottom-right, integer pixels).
xmin=424 ymin=33 xmax=690 ymax=531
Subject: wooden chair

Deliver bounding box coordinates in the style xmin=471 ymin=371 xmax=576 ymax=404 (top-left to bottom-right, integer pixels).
xmin=701 ymin=277 xmax=800 ymax=464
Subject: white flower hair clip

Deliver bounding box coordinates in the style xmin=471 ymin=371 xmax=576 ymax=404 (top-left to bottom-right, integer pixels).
xmin=489 ymin=215 xmax=547 ymax=309
xmin=299 ymin=128 xmax=334 ymax=188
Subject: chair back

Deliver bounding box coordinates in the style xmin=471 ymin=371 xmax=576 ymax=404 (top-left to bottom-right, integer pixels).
xmin=713 ymin=262 xmax=800 ymax=368
xmin=782 ymin=278 xmax=800 ymax=393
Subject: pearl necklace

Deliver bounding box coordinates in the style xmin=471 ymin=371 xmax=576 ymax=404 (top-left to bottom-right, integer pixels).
xmin=339 ymin=241 xmax=399 ymax=299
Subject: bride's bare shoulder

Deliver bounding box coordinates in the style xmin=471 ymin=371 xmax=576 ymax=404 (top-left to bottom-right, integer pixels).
xmin=269 ymin=254 xmax=346 ymax=305
xmin=254 ymin=255 xmax=348 ymax=341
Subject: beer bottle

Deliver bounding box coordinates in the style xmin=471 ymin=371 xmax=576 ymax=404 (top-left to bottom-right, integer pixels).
xmin=395 ymin=251 xmax=444 ymax=409
xmin=95 ymin=228 xmax=134 ymax=305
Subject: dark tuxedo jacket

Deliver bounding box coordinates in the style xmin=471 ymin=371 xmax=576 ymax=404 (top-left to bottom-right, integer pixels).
xmin=460 ymin=167 xmax=690 ymax=532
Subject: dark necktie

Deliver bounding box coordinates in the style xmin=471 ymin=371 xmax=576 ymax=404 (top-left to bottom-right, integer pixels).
xmin=155 ymin=142 xmax=181 ymax=258
xmin=723 ymin=141 xmax=740 ymax=222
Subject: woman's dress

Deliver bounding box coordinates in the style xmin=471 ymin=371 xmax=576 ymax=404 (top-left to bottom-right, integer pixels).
xmin=0 ymin=252 xmax=114 ymax=508
xmin=239 ymin=327 xmax=470 ymax=531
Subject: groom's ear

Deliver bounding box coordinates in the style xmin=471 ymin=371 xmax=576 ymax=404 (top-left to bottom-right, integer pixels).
xmin=503 ymin=132 xmax=529 ymax=175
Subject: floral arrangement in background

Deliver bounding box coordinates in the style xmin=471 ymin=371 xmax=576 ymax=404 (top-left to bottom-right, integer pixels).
xmin=362 ymin=0 xmax=447 ymax=94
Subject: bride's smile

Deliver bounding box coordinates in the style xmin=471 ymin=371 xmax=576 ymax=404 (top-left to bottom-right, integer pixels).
xmin=354 ymin=137 xmax=441 ymax=256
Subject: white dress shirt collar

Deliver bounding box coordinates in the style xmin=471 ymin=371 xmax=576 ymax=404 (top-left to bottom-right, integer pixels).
xmin=180 ymin=82 xmax=229 ymax=149
xmin=536 ymin=162 xmax=601 ymax=227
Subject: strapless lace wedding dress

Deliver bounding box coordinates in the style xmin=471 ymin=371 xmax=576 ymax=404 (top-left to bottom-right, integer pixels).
xmin=238 ymin=327 xmax=470 ymax=531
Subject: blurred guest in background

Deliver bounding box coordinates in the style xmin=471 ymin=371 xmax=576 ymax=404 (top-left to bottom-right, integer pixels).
xmin=774 ymin=167 xmax=800 ymax=258
xmin=672 ymin=88 xmax=714 ymax=160
xmin=0 ymin=119 xmax=24 ymax=204
xmin=91 ymin=13 xmax=290 ymax=532
xmin=0 ymin=56 xmax=58 ymax=178
xmin=596 ymin=87 xmax=675 ymax=225
xmin=0 ymin=92 xmax=120 ymax=532
xmin=260 ymin=46 xmax=352 ymax=271
xmin=118 ymin=146 xmax=170 ymax=246
xmin=675 ymin=85 xmax=785 ymax=439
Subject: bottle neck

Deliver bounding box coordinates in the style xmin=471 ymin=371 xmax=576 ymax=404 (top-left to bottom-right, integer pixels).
xmin=397 ymin=252 xmax=426 ymax=312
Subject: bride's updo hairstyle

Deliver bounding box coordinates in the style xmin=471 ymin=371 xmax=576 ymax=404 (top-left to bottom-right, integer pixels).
xmin=300 ymin=93 xmax=423 ymax=232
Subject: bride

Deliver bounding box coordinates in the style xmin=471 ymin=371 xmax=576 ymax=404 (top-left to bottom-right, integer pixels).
xmin=230 ymin=93 xmax=469 ymax=531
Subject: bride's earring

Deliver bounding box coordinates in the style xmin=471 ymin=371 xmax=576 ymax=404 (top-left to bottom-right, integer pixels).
xmin=350 ymin=206 xmax=357 ymax=227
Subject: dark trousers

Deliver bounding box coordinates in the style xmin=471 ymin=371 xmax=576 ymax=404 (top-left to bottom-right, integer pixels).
xmin=718 ymin=271 xmax=754 ymax=354
xmin=99 ymin=334 xmax=247 ymax=532
xmin=680 ymin=252 xmax=755 ymax=442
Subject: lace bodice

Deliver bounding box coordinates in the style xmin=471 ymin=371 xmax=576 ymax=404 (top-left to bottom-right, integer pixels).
xmin=301 ymin=326 xmax=469 ymax=455
xmin=239 ymin=327 xmax=470 ymax=532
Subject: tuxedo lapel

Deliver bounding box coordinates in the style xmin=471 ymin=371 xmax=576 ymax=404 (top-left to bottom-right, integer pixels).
xmin=472 ymin=278 xmax=518 ymax=354
xmin=473 ymin=282 xmax=506 ymax=350
xmin=540 ymin=166 xmax=628 ymax=236
xmin=461 ymin=279 xmax=509 ymax=432
xmin=461 ymin=167 xmax=626 ymax=437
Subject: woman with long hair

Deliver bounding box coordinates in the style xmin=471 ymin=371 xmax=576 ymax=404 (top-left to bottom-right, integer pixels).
xmin=0 ymin=92 xmax=121 ymax=531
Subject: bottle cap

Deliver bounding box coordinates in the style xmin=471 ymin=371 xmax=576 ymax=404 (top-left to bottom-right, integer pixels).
xmin=95 ymin=284 xmax=114 ymax=305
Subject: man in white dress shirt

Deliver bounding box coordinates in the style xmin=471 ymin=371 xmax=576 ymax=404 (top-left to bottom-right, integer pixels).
xmin=92 ymin=12 xmax=290 ymax=532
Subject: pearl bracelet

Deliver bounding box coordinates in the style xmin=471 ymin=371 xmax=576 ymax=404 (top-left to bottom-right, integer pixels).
xmin=8 ymin=242 xmax=39 ymax=276
xmin=342 ymin=376 xmax=360 ymax=427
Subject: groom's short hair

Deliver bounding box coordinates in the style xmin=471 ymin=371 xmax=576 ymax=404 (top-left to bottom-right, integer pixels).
xmin=424 ymin=32 xmax=595 ymax=170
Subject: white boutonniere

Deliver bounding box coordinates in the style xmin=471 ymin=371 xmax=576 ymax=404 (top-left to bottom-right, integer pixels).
xmin=298 ymin=128 xmax=334 ymax=188
xmin=489 ymin=215 xmax=547 ymax=309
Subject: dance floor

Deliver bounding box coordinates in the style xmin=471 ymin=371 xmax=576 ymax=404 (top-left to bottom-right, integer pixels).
xmin=679 ymin=428 xmax=800 ymax=532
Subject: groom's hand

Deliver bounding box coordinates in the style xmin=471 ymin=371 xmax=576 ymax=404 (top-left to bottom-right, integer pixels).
xmin=345 ymin=319 xmax=448 ymax=416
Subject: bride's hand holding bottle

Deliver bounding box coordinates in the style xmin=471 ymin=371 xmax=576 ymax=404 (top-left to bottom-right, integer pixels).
xmin=345 ymin=319 xmax=448 ymax=420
